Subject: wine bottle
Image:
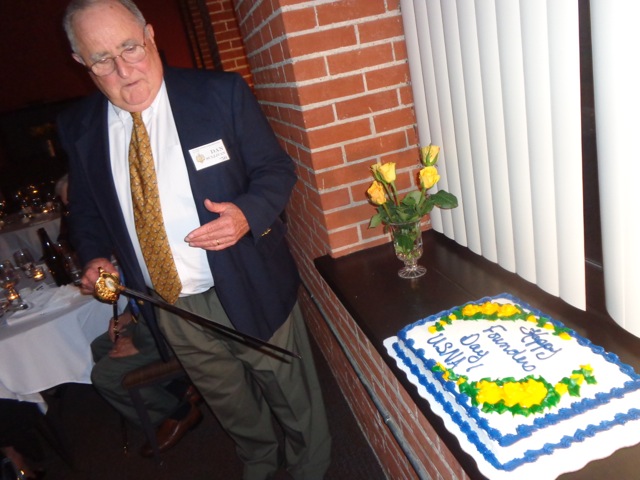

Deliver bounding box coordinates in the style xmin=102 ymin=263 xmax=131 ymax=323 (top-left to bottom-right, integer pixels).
xmin=37 ymin=227 xmax=72 ymax=286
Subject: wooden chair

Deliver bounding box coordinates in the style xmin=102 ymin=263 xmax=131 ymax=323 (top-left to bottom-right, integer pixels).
xmin=120 ymin=356 xmax=189 ymax=464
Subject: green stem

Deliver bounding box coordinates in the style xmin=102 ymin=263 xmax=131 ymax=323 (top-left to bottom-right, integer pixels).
xmin=390 ymin=182 xmax=400 ymax=206
xmin=382 ymin=202 xmax=393 ymax=218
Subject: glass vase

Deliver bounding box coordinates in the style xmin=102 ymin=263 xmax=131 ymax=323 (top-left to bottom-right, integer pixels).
xmin=388 ymin=220 xmax=426 ymax=279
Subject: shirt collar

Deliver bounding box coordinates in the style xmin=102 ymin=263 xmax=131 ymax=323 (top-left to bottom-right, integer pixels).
xmin=109 ymin=81 xmax=167 ymax=123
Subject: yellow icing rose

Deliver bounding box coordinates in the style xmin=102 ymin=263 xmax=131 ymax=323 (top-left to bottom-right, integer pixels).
xmin=526 ymin=314 xmax=538 ymax=323
xmin=571 ymin=373 xmax=585 ymax=385
xmin=580 ymin=364 xmax=593 ymax=373
xmin=555 ymin=382 xmax=569 ymax=396
xmin=462 ymin=304 xmax=481 ymax=316
xmin=500 ymin=379 xmax=547 ymax=408
xmin=419 ymin=166 xmax=440 ymax=190
xmin=558 ymin=332 xmax=572 ymax=340
xmin=428 ymin=325 xmax=438 ymax=333
xmin=480 ymin=302 xmax=500 ymax=315
xmin=543 ymin=323 xmax=555 ymax=330
xmin=502 ymin=382 xmax=524 ymax=407
xmin=497 ymin=304 xmax=520 ymax=317
xmin=520 ymin=379 xmax=548 ymax=407
xmin=476 ymin=380 xmax=503 ymax=405
xmin=367 ymin=181 xmax=387 ymax=205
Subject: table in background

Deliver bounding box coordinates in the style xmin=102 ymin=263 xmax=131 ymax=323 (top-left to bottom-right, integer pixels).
xmin=0 ymin=277 xmax=124 ymax=409
xmin=0 ymin=212 xmax=61 ymax=261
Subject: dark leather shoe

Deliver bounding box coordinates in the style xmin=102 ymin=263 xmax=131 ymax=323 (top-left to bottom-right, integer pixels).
xmin=184 ymin=384 xmax=202 ymax=405
xmin=139 ymin=403 xmax=202 ymax=457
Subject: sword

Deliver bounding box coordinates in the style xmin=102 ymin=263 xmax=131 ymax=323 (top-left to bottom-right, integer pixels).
xmin=94 ymin=268 xmax=300 ymax=359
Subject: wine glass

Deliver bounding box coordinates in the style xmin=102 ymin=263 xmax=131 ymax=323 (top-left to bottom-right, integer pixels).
xmin=0 ymin=260 xmax=27 ymax=310
xmin=13 ymin=248 xmax=35 ymax=277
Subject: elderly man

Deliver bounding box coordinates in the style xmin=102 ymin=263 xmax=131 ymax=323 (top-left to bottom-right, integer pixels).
xmin=57 ymin=1 xmax=331 ymax=478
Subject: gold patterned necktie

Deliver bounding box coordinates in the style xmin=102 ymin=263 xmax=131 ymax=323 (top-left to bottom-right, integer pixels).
xmin=129 ymin=111 xmax=182 ymax=304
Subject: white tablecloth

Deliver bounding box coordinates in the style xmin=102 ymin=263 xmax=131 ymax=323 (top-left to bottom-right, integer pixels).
xmin=0 ymin=212 xmax=61 ymax=261
xmin=0 ymin=281 xmax=124 ymax=408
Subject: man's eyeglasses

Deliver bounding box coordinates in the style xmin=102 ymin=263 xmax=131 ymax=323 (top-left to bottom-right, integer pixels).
xmin=87 ymin=38 xmax=147 ymax=77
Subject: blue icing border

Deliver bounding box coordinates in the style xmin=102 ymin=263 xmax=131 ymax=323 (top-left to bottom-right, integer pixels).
xmin=393 ymin=293 xmax=640 ymax=471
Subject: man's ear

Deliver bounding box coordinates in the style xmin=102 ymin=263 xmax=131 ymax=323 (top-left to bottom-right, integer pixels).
xmin=145 ymin=23 xmax=156 ymax=46
xmin=72 ymin=53 xmax=85 ymax=66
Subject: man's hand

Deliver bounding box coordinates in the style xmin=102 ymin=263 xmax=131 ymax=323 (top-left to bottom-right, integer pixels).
xmin=80 ymin=258 xmax=117 ymax=295
xmin=108 ymin=311 xmax=134 ymax=342
xmin=108 ymin=337 xmax=140 ymax=358
xmin=107 ymin=311 xmax=139 ymax=358
xmin=184 ymin=199 xmax=249 ymax=250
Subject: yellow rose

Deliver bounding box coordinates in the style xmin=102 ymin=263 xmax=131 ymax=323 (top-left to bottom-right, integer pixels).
xmin=419 ymin=166 xmax=440 ymax=190
xmin=377 ymin=162 xmax=396 ymax=183
xmin=367 ymin=181 xmax=387 ymax=205
xmin=420 ymin=144 xmax=440 ymax=166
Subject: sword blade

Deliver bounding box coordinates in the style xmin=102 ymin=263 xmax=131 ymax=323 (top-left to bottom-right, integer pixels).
xmin=119 ymin=286 xmax=300 ymax=359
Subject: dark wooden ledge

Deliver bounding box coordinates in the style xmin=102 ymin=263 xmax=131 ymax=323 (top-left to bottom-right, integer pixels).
xmin=314 ymin=229 xmax=640 ymax=480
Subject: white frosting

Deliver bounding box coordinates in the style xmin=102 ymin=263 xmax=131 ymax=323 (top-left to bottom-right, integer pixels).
xmin=390 ymin=295 xmax=640 ymax=477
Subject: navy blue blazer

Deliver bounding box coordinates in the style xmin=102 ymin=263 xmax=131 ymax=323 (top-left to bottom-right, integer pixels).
xmin=57 ymin=68 xmax=301 ymax=357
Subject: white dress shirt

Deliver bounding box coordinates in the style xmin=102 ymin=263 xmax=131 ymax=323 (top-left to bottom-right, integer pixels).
xmin=107 ymin=82 xmax=214 ymax=295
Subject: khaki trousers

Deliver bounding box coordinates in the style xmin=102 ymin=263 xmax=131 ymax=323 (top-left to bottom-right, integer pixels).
xmin=155 ymin=289 xmax=331 ymax=480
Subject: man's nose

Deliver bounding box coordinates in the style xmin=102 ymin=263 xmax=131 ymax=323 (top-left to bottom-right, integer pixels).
xmin=113 ymin=56 xmax=132 ymax=77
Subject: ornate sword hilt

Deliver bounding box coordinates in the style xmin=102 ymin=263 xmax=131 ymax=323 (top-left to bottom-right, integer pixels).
xmin=94 ymin=267 xmax=123 ymax=304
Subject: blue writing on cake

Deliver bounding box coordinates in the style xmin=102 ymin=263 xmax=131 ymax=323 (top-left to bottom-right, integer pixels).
xmin=519 ymin=326 xmax=562 ymax=360
xmin=482 ymin=325 xmax=536 ymax=372
xmin=459 ymin=333 xmax=489 ymax=372
xmin=427 ymin=333 xmax=466 ymax=369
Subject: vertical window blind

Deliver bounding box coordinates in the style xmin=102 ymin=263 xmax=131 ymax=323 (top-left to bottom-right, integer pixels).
xmin=400 ymin=0 xmax=586 ymax=310
xmin=590 ymin=1 xmax=640 ymax=336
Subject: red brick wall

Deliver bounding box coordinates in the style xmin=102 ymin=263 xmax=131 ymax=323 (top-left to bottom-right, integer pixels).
xmin=207 ymin=0 xmax=254 ymax=85
xmin=232 ymin=0 xmax=420 ymax=259
xmin=208 ymin=1 xmax=467 ymax=479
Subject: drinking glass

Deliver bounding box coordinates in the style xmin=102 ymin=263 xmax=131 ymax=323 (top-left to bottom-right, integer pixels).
xmin=0 ymin=260 xmax=17 ymax=285
xmin=0 ymin=260 xmax=27 ymax=310
xmin=13 ymin=248 xmax=35 ymax=277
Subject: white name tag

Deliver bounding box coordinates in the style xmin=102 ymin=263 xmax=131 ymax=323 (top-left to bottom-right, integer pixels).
xmin=189 ymin=139 xmax=230 ymax=171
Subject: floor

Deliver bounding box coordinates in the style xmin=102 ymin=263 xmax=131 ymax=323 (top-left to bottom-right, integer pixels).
xmin=37 ymin=337 xmax=387 ymax=480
